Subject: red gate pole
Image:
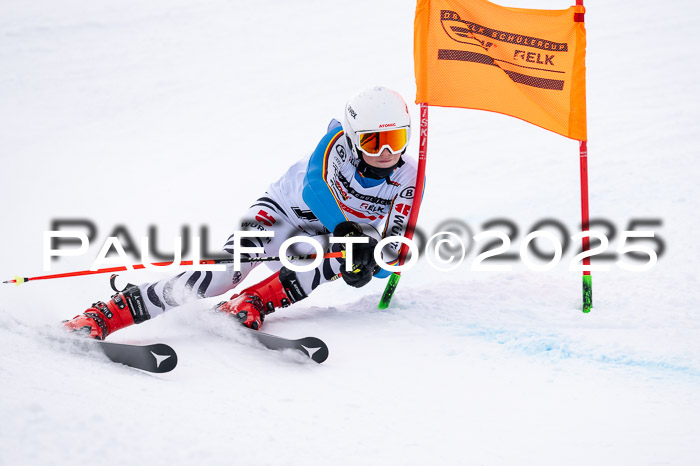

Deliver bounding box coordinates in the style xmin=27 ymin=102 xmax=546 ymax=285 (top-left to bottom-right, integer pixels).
xmin=575 ymin=0 xmax=593 ymax=312
xmin=576 ymin=0 xmax=591 ymax=312
xmin=580 ymin=139 xmax=592 ymax=312
xmin=379 ymin=102 xmax=428 ymax=309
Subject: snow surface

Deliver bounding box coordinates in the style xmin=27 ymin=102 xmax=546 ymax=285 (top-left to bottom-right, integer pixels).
xmin=1 ymin=0 xmax=699 ymax=464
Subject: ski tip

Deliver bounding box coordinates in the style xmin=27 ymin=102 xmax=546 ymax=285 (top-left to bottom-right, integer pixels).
xmin=96 ymin=341 xmax=178 ymax=373
xmin=149 ymin=343 xmax=178 ymax=372
xmin=298 ymin=337 xmax=329 ymax=364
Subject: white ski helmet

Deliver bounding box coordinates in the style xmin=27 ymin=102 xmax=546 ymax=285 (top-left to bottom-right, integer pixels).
xmin=343 ymin=86 xmax=411 ymax=158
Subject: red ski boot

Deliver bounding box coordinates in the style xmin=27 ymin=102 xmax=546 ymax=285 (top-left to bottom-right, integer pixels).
xmin=216 ymin=268 xmax=307 ymax=330
xmin=64 ymin=280 xmax=150 ymax=340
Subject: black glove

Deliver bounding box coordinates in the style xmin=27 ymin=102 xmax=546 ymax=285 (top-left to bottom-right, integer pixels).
xmin=332 ymin=221 xmax=378 ymax=288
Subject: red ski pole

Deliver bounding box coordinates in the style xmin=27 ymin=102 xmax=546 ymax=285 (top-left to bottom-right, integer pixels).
xmin=3 ymin=251 xmax=345 ymax=286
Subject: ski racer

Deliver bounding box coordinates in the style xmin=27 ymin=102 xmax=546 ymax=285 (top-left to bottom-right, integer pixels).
xmin=63 ymin=86 xmax=418 ymax=339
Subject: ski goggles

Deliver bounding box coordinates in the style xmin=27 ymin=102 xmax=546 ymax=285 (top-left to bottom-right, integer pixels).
xmin=356 ymin=127 xmax=409 ymax=156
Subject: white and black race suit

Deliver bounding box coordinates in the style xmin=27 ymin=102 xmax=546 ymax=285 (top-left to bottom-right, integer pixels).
xmin=137 ymin=119 xmax=418 ymax=319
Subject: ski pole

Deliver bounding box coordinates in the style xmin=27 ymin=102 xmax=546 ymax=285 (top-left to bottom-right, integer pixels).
xmin=3 ymin=251 xmax=345 ymax=286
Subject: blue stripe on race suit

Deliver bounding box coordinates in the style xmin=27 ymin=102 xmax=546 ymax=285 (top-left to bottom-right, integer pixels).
xmin=375 ymin=266 xmax=393 ymax=279
xmin=354 ymin=170 xmax=385 ymax=188
xmin=303 ymin=120 xmax=421 ymax=281
xmin=327 ymin=118 xmax=342 ymax=133
xmin=302 ymin=126 xmax=348 ymax=232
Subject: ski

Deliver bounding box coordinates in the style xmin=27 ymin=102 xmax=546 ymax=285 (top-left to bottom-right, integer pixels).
xmin=249 ymin=330 xmax=329 ymax=364
xmin=94 ymin=340 xmax=178 ymax=373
